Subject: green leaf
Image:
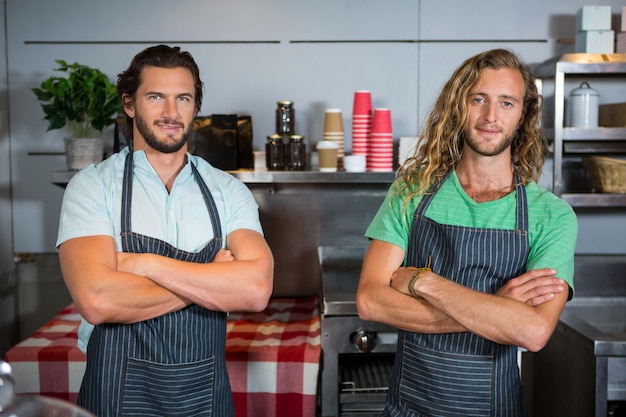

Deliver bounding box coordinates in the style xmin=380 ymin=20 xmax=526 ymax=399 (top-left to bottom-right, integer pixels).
xmin=32 ymin=60 xmax=122 ymax=137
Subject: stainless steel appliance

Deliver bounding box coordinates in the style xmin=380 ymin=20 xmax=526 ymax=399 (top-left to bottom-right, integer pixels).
xmin=319 ymin=246 xmax=397 ymax=417
xmin=229 ymin=171 xmax=397 ymax=416
xmin=530 ymin=256 xmax=626 ymax=417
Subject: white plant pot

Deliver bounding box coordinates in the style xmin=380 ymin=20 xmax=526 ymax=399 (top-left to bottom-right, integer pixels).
xmin=64 ymin=137 xmax=104 ymax=170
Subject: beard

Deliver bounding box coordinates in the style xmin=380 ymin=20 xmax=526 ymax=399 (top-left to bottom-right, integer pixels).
xmin=135 ymin=114 xmax=191 ymax=154
xmin=464 ymin=127 xmax=517 ymax=157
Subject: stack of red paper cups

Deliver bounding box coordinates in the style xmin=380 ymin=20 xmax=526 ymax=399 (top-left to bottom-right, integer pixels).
xmin=369 ymin=108 xmax=393 ymax=172
xmin=351 ymin=91 xmax=372 ymax=159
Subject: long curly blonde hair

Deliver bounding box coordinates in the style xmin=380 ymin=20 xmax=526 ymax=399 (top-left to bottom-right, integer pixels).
xmin=399 ymin=48 xmax=546 ymax=201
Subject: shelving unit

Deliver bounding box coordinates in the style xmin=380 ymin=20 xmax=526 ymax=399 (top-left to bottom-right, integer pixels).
xmin=533 ymin=53 xmax=626 ymax=207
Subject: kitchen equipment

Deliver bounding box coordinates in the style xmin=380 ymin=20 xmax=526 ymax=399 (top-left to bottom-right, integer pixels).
xmin=0 ymin=360 xmax=95 ymax=417
xmin=319 ymin=246 xmax=397 ymax=417
xmin=570 ymin=81 xmax=599 ymax=128
xmin=530 ymin=256 xmax=626 ymax=417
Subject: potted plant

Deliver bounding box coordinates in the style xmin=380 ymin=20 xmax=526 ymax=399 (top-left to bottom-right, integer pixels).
xmin=32 ymin=59 xmax=121 ymax=170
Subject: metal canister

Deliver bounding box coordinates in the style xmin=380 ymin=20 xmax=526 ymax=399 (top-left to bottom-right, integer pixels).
xmin=265 ymin=134 xmax=285 ymax=170
xmin=569 ymin=81 xmax=599 ymax=128
xmin=286 ymin=134 xmax=306 ymax=171
xmin=276 ymin=100 xmax=295 ymax=135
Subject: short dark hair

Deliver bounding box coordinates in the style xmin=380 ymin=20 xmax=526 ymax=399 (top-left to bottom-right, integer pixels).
xmin=117 ymin=45 xmax=203 ymax=138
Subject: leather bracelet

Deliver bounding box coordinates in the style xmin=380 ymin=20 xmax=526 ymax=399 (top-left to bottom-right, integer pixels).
xmin=407 ymin=267 xmax=430 ymax=298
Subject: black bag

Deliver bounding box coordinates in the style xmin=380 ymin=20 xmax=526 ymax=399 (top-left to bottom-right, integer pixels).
xmin=114 ymin=114 xmax=254 ymax=171
xmin=190 ymin=114 xmax=253 ymax=170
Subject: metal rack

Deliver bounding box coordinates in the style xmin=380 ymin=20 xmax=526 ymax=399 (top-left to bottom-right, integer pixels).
xmin=533 ymin=53 xmax=626 ymax=207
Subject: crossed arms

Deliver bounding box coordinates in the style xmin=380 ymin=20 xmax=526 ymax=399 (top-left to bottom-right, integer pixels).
xmin=59 ymin=228 xmax=274 ymax=326
xmin=356 ymin=239 xmax=569 ymax=352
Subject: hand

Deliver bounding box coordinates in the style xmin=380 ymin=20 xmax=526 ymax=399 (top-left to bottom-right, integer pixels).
xmin=213 ymin=248 xmax=234 ymax=263
xmin=390 ymin=267 xmax=420 ymax=296
xmin=497 ymin=268 xmax=566 ymax=306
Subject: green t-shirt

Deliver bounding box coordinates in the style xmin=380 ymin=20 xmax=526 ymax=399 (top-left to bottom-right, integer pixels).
xmin=365 ymin=171 xmax=578 ymax=295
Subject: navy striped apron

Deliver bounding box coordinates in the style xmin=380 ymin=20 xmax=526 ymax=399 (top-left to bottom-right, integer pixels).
xmin=382 ymin=171 xmax=530 ymax=417
xmin=77 ymin=151 xmax=234 ymax=417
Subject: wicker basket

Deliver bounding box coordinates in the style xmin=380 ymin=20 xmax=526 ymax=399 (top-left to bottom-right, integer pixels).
xmin=582 ymin=156 xmax=626 ymax=194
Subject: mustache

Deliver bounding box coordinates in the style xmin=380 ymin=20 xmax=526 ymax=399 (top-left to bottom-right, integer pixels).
xmin=155 ymin=118 xmax=185 ymax=128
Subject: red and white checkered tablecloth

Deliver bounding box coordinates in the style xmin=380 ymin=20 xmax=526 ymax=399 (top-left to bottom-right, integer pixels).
xmin=4 ymin=297 xmax=321 ymax=417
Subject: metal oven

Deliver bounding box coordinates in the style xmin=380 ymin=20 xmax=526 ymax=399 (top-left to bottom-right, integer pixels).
xmin=230 ymin=171 xmax=397 ymax=416
xmin=319 ymin=246 xmax=398 ymax=417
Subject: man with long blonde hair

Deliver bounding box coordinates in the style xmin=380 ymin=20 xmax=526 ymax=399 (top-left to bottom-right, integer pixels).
xmin=357 ymin=49 xmax=577 ymax=416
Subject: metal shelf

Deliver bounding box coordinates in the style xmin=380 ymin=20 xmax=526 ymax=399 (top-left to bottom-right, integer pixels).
xmin=544 ymin=127 xmax=626 ymax=141
xmin=563 ymin=127 xmax=626 ymax=141
xmin=533 ymin=53 xmax=626 ymax=77
xmin=533 ymin=54 xmax=626 ymax=205
xmin=562 ymin=193 xmax=626 ymax=207
xmin=51 ymin=169 xmax=397 ymax=188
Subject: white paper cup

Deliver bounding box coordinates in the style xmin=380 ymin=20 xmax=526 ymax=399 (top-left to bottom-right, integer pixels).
xmin=343 ymin=154 xmax=367 ymax=172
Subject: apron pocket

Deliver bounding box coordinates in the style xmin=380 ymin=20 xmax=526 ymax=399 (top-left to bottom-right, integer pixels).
xmin=399 ymin=341 xmax=493 ymax=417
xmin=122 ymin=356 xmax=215 ymax=417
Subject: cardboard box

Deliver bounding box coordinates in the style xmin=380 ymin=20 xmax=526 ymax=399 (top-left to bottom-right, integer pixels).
xmin=576 ymin=6 xmax=611 ymax=32
xmin=599 ymin=102 xmax=626 ymax=127
xmin=617 ymin=32 xmax=626 ymax=53
xmin=577 ymin=5 xmax=612 ymax=31
xmin=575 ymin=30 xmax=615 ymax=54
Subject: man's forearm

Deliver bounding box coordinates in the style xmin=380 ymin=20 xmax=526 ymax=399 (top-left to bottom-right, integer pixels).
xmin=413 ymin=272 xmax=567 ymax=351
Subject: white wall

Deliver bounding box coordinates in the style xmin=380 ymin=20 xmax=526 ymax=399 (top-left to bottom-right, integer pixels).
xmin=3 ymin=0 xmax=626 ymax=254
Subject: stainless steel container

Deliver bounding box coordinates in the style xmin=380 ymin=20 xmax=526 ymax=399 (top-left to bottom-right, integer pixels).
xmin=569 ymin=81 xmax=599 ymax=128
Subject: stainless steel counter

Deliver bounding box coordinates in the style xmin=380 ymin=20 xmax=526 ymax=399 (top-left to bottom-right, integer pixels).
xmin=530 ymin=256 xmax=626 ymax=417
xmin=51 ymin=169 xmax=397 ymax=187
xmin=230 ymin=170 xmax=396 ymax=184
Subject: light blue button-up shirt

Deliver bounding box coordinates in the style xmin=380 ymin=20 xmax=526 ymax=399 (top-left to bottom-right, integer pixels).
xmin=57 ymin=147 xmax=263 ymax=351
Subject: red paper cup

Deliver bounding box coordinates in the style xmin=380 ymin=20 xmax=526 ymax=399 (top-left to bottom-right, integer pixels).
xmin=353 ymin=91 xmax=372 ymax=116
xmin=372 ymin=108 xmax=392 ymax=134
